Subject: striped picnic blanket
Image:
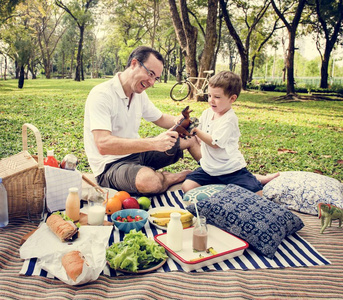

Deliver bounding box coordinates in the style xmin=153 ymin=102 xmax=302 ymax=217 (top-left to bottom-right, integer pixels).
xmin=20 ymin=190 xmax=330 ymax=278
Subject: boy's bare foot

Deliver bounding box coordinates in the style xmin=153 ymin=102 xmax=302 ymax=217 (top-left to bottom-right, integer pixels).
xmin=256 ymin=172 xmax=280 ymax=185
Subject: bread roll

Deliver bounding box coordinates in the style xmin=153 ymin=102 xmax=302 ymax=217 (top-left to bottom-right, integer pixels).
xmin=62 ymin=251 xmax=84 ymax=281
xmin=46 ymin=214 xmax=78 ymax=242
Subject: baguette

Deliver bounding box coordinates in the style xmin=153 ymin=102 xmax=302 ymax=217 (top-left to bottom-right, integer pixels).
xmin=62 ymin=251 xmax=84 ymax=281
xmin=46 ymin=214 xmax=79 ymax=242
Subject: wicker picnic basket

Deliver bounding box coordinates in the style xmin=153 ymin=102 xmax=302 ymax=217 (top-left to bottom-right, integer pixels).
xmin=0 ymin=123 xmax=45 ymax=220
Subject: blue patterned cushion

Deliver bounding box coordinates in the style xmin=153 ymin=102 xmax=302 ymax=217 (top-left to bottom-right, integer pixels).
xmin=263 ymin=171 xmax=343 ymax=215
xmin=183 ymin=184 xmax=226 ymax=202
xmin=186 ymin=184 xmax=304 ymax=259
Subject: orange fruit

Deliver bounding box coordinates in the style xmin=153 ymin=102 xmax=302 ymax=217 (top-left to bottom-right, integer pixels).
xmin=114 ymin=191 xmax=131 ymax=203
xmin=106 ymin=195 xmax=122 ymax=215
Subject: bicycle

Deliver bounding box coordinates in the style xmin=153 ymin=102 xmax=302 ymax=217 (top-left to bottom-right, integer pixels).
xmin=170 ymin=70 xmax=214 ymax=101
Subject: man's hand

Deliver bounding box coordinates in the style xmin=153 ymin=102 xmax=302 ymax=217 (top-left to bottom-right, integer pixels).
xmin=152 ymin=129 xmax=179 ymax=152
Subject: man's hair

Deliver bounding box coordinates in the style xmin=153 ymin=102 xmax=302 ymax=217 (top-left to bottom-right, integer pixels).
xmin=209 ymin=71 xmax=242 ymax=98
xmin=126 ymin=46 xmax=164 ymax=69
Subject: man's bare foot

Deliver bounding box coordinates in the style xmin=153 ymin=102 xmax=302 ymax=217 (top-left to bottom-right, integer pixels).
xmin=256 ymin=172 xmax=280 ymax=185
xmin=162 ymin=169 xmax=192 ymax=185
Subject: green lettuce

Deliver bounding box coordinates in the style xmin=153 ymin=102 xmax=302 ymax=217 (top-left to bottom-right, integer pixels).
xmin=106 ymin=230 xmax=167 ymax=272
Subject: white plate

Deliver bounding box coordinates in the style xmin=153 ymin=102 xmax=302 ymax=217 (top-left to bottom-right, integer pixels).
xmin=148 ymin=207 xmax=192 ymax=230
xmin=154 ymin=225 xmax=249 ymax=272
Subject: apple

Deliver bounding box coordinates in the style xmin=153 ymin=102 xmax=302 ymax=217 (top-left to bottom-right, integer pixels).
xmin=122 ymin=197 xmax=140 ymax=209
xmin=137 ymin=196 xmax=151 ymax=210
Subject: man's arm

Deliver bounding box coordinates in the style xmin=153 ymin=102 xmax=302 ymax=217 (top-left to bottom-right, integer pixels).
xmin=93 ymin=129 xmax=179 ymax=155
xmin=153 ymin=113 xmax=179 ymax=129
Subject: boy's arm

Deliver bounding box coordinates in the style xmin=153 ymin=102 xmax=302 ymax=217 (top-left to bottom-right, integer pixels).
xmin=192 ymin=127 xmax=219 ymax=148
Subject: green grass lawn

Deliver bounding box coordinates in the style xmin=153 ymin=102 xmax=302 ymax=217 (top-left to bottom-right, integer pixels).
xmin=1 ymin=78 xmax=342 ymax=182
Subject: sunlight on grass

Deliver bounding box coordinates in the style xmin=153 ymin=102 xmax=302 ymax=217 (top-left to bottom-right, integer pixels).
xmin=0 ymin=78 xmax=342 ymax=182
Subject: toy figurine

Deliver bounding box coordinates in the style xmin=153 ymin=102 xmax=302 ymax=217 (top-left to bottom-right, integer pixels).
xmin=318 ymin=203 xmax=343 ymax=234
xmin=171 ymin=106 xmax=199 ymax=139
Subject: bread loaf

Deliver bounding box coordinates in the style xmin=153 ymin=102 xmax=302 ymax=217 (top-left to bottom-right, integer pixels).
xmin=62 ymin=250 xmax=84 ymax=281
xmin=46 ymin=214 xmax=78 ymax=242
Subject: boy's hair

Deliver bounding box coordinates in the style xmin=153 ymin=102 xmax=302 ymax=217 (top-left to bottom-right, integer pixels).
xmin=126 ymin=46 xmax=164 ymax=68
xmin=209 ymin=71 xmax=242 ymax=98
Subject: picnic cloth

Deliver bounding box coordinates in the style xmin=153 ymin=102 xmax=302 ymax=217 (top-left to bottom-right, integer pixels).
xmin=20 ymin=190 xmax=330 ymax=279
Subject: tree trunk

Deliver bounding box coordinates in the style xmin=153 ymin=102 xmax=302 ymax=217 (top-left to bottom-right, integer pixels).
xmin=4 ymin=56 xmax=7 ymax=80
xmin=197 ymin=0 xmax=218 ymax=101
xmin=62 ymin=51 xmax=65 ymax=79
xmin=271 ymin=0 xmax=306 ymax=96
xmin=18 ymin=65 xmax=25 ymax=89
xmin=75 ymin=26 xmax=84 ymax=81
xmin=285 ymin=30 xmax=296 ymax=95
xmin=320 ymin=50 xmax=330 ymax=88
xmin=168 ymin=0 xmax=198 ymax=98
xmin=220 ymin=0 xmax=248 ymax=90
xmin=44 ymin=57 xmax=51 ymax=79
xmin=177 ymin=46 xmax=183 ymax=82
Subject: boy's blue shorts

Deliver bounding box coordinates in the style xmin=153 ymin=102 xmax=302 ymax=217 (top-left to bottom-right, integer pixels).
xmin=185 ymin=167 xmax=263 ymax=193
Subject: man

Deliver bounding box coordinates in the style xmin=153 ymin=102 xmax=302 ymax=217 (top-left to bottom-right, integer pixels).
xmin=84 ymin=46 xmax=201 ymax=195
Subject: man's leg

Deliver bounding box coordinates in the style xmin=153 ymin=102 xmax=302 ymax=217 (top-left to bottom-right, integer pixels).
xmin=135 ymin=167 xmax=191 ymax=195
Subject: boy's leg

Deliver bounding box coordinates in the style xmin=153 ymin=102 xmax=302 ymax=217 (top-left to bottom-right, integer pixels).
xmin=182 ymin=167 xmax=216 ymax=192
xmin=219 ymin=168 xmax=263 ymax=195
xmin=254 ymin=172 xmax=280 ymax=185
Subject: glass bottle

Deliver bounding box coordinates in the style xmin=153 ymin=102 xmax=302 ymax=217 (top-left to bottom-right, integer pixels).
xmin=0 ymin=178 xmax=9 ymax=227
xmin=44 ymin=149 xmax=59 ymax=168
xmin=192 ymin=216 xmax=208 ymax=251
xmin=65 ymin=187 xmax=80 ymax=221
xmin=167 ymin=212 xmax=183 ymax=252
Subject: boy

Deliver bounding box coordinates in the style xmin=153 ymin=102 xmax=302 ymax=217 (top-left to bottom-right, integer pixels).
xmin=182 ymin=71 xmax=275 ymax=196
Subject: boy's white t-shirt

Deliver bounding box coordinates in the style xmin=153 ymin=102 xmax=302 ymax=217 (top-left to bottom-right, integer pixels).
xmin=199 ymin=108 xmax=246 ymax=176
xmin=83 ymin=74 xmax=162 ymax=177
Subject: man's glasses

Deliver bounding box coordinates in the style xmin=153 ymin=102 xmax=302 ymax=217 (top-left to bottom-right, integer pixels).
xmin=138 ymin=61 xmax=161 ymax=83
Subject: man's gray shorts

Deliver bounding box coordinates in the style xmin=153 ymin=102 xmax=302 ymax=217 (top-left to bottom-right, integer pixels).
xmin=96 ymin=139 xmax=183 ymax=195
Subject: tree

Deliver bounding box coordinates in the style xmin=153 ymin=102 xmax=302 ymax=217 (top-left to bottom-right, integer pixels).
xmin=168 ymin=0 xmax=219 ymax=100
xmin=32 ymin=0 xmax=67 ymax=79
xmin=310 ymin=0 xmax=343 ymax=88
xmin=55 ymin=0 xmax=98 ymax=81
xmin=271 ymin=0 xmax=306 ymax=96
xmin=168 ymin=0 xmax=198 ymax=82
xmin=0 ymin=0 xmax=23 ymax=24
xmin=219 ymin=0 xmax=273 ymax=90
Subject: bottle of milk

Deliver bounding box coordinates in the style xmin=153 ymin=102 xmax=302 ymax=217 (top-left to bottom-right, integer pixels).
xmin=167 ymin=212 xmax=183 ymax=252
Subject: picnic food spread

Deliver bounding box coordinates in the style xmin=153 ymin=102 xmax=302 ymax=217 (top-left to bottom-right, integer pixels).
xmin=62 ymin=250 xmax=86 ymax=282
xmin=46 ymin=214 xmax=79 ymax=242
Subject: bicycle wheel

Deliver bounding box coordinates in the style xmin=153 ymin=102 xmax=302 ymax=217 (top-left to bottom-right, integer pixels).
xmin=170 ymin=82 xmax=191 ymax=101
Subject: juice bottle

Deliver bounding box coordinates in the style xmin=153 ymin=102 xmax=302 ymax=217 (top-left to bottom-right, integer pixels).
xmin=65 ymin=187 xmax=80 ymax=221
xmin=44 ymin=150 xmax=59 ymax=168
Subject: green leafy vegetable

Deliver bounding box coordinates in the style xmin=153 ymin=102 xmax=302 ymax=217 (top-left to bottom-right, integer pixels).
xmin=52 ymin=211 xmax=81 ymax=228
xmin=106 ymin=229 xmax=167 ymax=272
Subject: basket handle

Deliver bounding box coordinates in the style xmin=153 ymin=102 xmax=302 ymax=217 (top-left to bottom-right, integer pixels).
xmin=22 ymin=123 xmax=44 ymax=168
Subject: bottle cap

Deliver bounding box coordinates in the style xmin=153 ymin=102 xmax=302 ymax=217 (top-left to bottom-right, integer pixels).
xmin=170 ymin=212 xmax=181 ymax=218
xmin=69 ymin=187 xmax=79 ymax=193
xmin=47 ymin=150 xmax=54 ymax=156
